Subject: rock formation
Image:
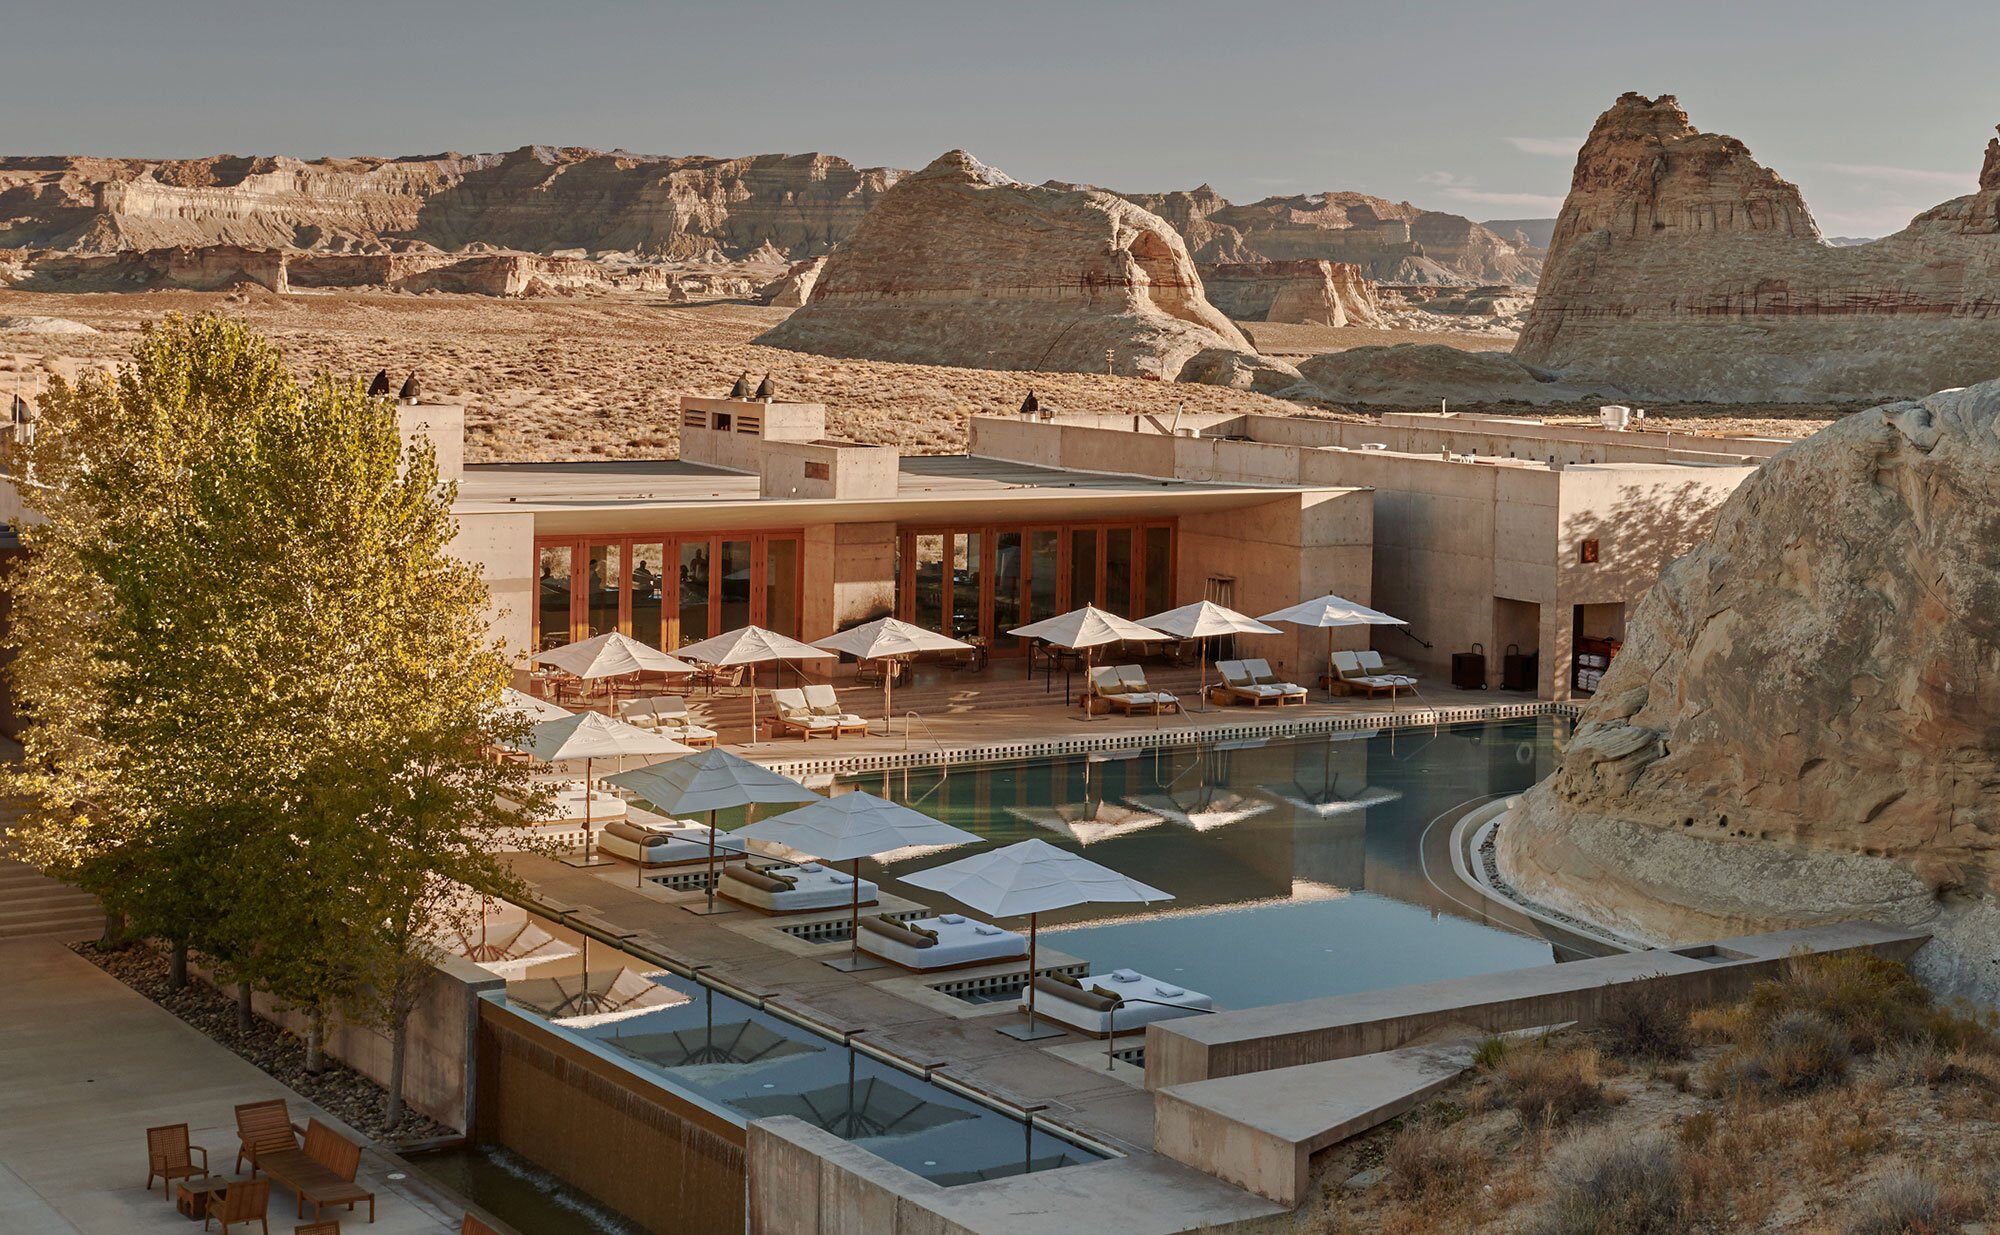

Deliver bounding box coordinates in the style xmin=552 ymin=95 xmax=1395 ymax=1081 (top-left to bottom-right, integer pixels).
xmin=1199 ymin=260 xmax=1383 ymax=327
xmin=1516 ymin=94 xmax=2000 ymax=402
xmin=1498 ymin=380 xmax=2000 ymax=1001
xmin=756 ymin=151 xmax=1300 ymax=388
xmin=1120 ymin=187 xmax=1541 ymax=286
xmin=759 ymin=256 xmax=825 ymax=307
xmin=1297 ymin=344 xmax=1612 ymax=406
xmin=0 ymin=148 xmax=897 ymax=258
xmin=16 ymin=244 xmax=289 ymax=292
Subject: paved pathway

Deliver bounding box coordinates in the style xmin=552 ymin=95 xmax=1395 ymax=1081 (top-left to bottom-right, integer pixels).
xmin=0 ymin=936 xmax=471 ymax=1234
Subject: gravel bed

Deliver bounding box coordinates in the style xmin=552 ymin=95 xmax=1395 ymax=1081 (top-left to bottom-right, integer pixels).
xmin=1478 ymin=819 xmax=1628 ymax=942
xmin=73 ymin=940 xmax=450 ymax=1144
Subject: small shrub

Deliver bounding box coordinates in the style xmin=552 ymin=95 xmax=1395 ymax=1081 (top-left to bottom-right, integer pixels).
xmin=1494 ymin=1044 xmax=1613 ymax=1128
xmin=1599 ymin=984 xmax=1693 ymax=1062
xmin=1744 ymin=954 xmax=1931 ymax=1054
xmin=1676 ymin=1109 xmax=1717 ymax=1150
xmin=1761 ymin=1011 xmax=1853 ymax=1093
xmin=1843 ymin=1172 xmax=1975 ymax=1235
xmin=1382 ymin=1120 xmax=1487 ymax=1204
xmin=1471 ymin=1035 xmax=1510 ymax=1072
xmin=1533 ymin=1131 xmax=1690 ymax=1235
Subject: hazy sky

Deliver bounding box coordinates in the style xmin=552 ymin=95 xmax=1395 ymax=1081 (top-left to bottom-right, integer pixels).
xmin=6 ymin=0 xmax=1995 ymax=236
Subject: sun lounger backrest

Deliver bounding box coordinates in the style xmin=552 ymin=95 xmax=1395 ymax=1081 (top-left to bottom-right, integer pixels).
xmin=1245 ymin=658 xmax=1280 ymax=683
xmin=603 ymin=819 xmax=671 ymax=847
xmin=616 ymin=699 xmax=655 ymax=722
xmin=1090 ymin=666 xmax=1125 ymax=694
xmin=771 ymin=688 xmax=810 ymax=716
xmin=1331 ymin=650 xmax=1366 ymax=678
xmin=234 ymin=1098 xmax=296 ymax=1159
xmin=655 ymin=696 xmax=689 ymax=718
xmin=1116 ymin=665 xmax=1149 ymax=689
xmin=1357 ymin=650 xmax=1394 ymax=673
xmin=803 ymin=684 xmax=844 ymax=716
xmin=303 ymin=1119 xmax=361 ymax=1182
xmin=1034 ymin=973 xmax=1118 ymax=1011
xmin=860 ymin=916 xmax=936 ymax=948
xmin=1217 ymin=660 xmax=1252 ymax=686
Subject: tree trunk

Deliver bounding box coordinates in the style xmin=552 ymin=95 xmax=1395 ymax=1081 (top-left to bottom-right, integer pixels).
xmin=98 ymin=908 xmax=126 ymax=950
xmin=235 ymin=982 xmax=254 ymax=1033
xmin=168 ymin=939 xmax=188 ymax=991
xmin=305 ymin=1011 xmax=325 ymax=1074
xmin=384 ymin=1019 xmax=408 ymax=1128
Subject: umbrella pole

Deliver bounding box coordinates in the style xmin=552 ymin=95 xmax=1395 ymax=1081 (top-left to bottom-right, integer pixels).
xmin=850 ymin=858 xmax=862 ymax=957
xmin=1197 ymin=636 xmax=1210 ymax=714
xmin=1327 ymin=628 xmax=1336 ymax=701
xmin=583 ymin=756 xmax=594 ymax=862
xmin=706 ymin=809 xmax=718 ymax=913
xmin=1026 ymin=913 xmax=1039 ymax=1030
xmin=1082 ymin=648 xmax=1093 ymax=722
xmin=884 ymin=658 xmax=893 ymax=738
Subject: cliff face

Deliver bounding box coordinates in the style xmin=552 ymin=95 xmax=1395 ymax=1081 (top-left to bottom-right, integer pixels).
xmin=1516 ymin=94 xmax=2000 ymax=401
xmin=1200 ymin=260 xmax=1383 ymax=327
xmin=1119 ymin=188 xmax=1541 ymax=286
xmin=0 ymin=147 xmax=899 ymax=258
xmin=756 ymin=150 xmax=1302 ymax=389
xmin=1498 ymin=380 xmax=2000 ymax=1001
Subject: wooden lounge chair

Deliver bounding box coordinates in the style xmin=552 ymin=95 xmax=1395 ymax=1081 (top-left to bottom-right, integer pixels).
xmin=616 ymin=695 xmax=718 ymax=746
xmin=1357 ymin=650 xmax=1419 ymax=693
xmin=803 ymin=684 xmax=870 ymax=736
xmin=1089 ymin=665 xmax=1141 ymax=714
xmin=1116 ymin=665 xmax=1180 ymax=713
xmin=770 ymin=688 xmax=840 ymax=739
xmin=257 ymin=1119 xmax=374 ymax=1224
xmin=1216 ymin=660 xmax=1281 ymax=707
xmin=1244 ymin=659 xmax=1308 ymax=705
xmin=233 ymin=1099 xmax=303 ymax=1174
xmin=205 ymin=1177 xmax=271 ymax=1233
xmin=147 ymin=1123 xmax=209 ymax=1193
xmin=1331 ymin=650 xmax=1407 ymax=698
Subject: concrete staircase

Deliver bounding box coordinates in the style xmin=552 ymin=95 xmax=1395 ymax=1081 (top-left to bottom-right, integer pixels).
xmin=0 ymin=856 xmax=103 ymax=941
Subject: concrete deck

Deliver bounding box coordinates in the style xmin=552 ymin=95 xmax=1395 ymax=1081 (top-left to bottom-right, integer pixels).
xmin=0 ymin=936 xmax=476 ymax=1234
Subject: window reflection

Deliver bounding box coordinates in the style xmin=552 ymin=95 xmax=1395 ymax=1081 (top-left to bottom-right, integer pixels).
xmin=587 ymin=544 xmax=622 ymax=636
xmin=720 ymin=540 xmax=753 ymax=632
xmin=630 ymin=542 xmax=665 ymax=649
xmin=538 ymin=545 xmax=572 ymax=648
xmin=679 ymin=541 xmax=711 ymax=646
xmin=765 ymin=538 xmax=800 ymax=638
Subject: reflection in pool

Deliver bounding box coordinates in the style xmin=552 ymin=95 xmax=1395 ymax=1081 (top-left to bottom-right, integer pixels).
xmin=837 ymin=718 xmax=1594 ymax=1009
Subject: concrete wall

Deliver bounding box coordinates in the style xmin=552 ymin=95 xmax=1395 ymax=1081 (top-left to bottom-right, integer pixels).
xmin=451 ymin=510 xmax=537 ymax=662
xmin=1178 ymin=492 xmax=1373 ymax=681
xmin=398 ymin=402 xmax=465 ymax=483
xmin=680 ymin=397 xmax=829 ymax=473
xmin=759 ymin=440 xmax=900 ymax=501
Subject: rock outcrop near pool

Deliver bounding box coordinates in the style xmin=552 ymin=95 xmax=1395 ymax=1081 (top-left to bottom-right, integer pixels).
xmin=755 ymin=150 xmax=1304 ymax=390
xmin=1514 ymin=93 xmax=2000 ymax=402
xmin=1498 ymin=379 xmax=2000 ymax=1002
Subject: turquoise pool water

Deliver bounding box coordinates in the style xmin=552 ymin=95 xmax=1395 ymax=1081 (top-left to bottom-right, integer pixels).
xmin=839 ymin=718 xmax=1582 ymax=1009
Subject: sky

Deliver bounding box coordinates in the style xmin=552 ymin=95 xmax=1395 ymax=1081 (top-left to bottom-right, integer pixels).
xmin=4 ymin=0 xmax=1996 ymax=237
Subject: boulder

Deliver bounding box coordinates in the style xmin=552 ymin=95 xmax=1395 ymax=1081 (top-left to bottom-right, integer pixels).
xmin=1516 ymin=93 xmax=2000 ymax=402
xmin=759 ymin=256 xmax=825 ymax=308
xmin=754 ymin=150 xmax=1265 ymax=383
xmin=1499 ymin=380 xmax=2000 ymax=1002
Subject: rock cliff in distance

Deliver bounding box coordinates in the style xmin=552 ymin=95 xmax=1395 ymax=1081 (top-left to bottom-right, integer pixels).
xmin=1200 ymin=260 xmax=1383 ymax=327
xmin=1498 ymin=380 xmax=2000 ymax=1002
xmin=1516 ymin=94 xmax=2000 ymax=402
xmin=755 ymin=151 xmax=1303 ymax=390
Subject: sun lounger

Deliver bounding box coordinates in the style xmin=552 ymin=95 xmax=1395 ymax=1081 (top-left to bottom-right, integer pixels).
xmin=1018 ymin=968 xmax=1215 ymax=1037
xmin=255 ymin=1118 xmax=374 ymax=1224
xmin=718 ymin=862 xmax=879 ymax=914
xmin=1331 ymin=650 xmax=1409 ymax=697
xmin=596 ymin=818 xmax=732 ymax=867
xmin=1356 ymin=650 xmax=1420 ymax=691
xmin=802 ymin=684 xmax=870 ymax=736
xmin=1244 ymin=659 xmax=1308 ymax=705
xmin=616 ymin=696 xmax=718 ymax=747
xmin=498 ymin=779 xmax=627 ymax=824
xmin=1217 ymin=659 xmax=1285 ymax=706
xmin=1116 ymin=665 xmax=1181 ymax=713
xmin=855 ymin=912 xmax=1028 ymax=971
xmin=771 ymin=688 xmax=841 ymax=739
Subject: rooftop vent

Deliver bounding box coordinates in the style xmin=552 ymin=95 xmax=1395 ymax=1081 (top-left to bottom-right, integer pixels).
xmin=1019 ymin=390 xmax=1040 ymax=416
xmin=398 ymin=372 xmax=422 ymax=403
xmin=729 ymin=372 xmax=752 ymax=398
xmin=366 ymin=369 xmax=392 ymax=397
xmin=754 ymin=373 xmax=775 ymax=401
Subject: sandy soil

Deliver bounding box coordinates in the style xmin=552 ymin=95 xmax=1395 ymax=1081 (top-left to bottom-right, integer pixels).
xmin=0 ymin=289 xmax=1847 ymax=459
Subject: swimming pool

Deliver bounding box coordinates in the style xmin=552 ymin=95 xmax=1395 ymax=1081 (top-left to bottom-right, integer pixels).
xmin=837 ymin=717 xmax=1589 ymax=1009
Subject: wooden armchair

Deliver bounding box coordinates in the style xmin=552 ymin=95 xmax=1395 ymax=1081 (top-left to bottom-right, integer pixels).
xmin=146 ymin=1122 xmax=208 ymax=1193
xmin=205 ymin=1177 xmax=271 ymax=1233
xmin=295 ymin=1222 xmax=342 ymax=1235
xmin=234 ymin=1098 xmax=302 ymax=1174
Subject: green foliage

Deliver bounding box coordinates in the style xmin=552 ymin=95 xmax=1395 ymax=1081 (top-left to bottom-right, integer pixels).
xmin=1471 ymin=1035 xmax=1511 ymax=1072
xmin=4 ymin=314 xmax=546 ymax=1116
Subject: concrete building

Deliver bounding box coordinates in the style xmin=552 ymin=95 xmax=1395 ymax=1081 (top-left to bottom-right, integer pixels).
xmin=443 ymin=393 xmax=1376 ymax=681
xmin=969 ymin=409 xmax=1781 ymax=698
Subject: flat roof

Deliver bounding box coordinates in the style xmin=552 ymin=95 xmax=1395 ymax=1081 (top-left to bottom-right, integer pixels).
xmin=455 ymin=453 xmax=1361 ymax=534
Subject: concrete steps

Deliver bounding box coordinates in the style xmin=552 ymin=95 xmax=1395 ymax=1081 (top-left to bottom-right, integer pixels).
xmin=0 ymin=858 xmax=103 ymax=941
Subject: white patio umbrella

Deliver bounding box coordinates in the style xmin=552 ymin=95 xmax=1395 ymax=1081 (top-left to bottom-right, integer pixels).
xmin=1008 ymin=606 xmax=1169 ymax=721
xmin=1258 ymin=594 xmax=1409 ymax=700
xmin=733 ymin=791 xmax=980 ymax=970
xmin=521 ymin=712 xmax=695 ymax=858
xmin=814 ymin=617 xmax=973 ymax=736
xmin=675 ymin=625 xmax=835 ymax=746
xmin=533 ymin=630 xmax=699 ymax=695
xmin=1140 ymin=600 xmax=1281 ymax=713
xmin=900 ymin=838 xmax=1172 ymax=1040
xmin=605 ymin=749 xmax=819 ymax=914
xmin=495 ymin=687 xmax=572 ymax=724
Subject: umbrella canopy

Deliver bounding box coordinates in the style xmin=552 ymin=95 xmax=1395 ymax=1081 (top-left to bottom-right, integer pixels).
xmin=900 ymin=838 xmax=1170 ymax=918
xmin=533 ymin=630 xmax=698 ymax=678
xmin=736 ymin=1077 xmax=975 ymax=1138
xmin=605 ymin=748 xmax=818 ymax=816
xmin=521 ymin=710 xmax=696 ymax=763
xmin=677 ymin=625 xmax=836 ymax=667
xmin=1008 ymin=605 xmax=1168 ymax=651
xmin=1257 ymin=594 xmax=1407 ymax=628
xmin=508 ymin=968 xmax=689 ymax=1028
xmin=1139 ymin=600 xmax=1281 ymax=640
xmin=732 ymin=791 xmax=978 ymax=863
xmin=813 ymin=616 xmax=972 ymax=662
xmin=494 ymin=687 xmax=573 ymax=725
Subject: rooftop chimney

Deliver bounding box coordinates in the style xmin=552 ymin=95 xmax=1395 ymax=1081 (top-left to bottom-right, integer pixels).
xmin=1019 ymin=390 xmax=1040 ymax=416
xmin=754 ymin=373 xmax=775 ymax=402
xmin=729 ymin=372 xmax=752 ymax=398
xmin=398 ymin=372 xmax=422 ymax=403
xmin=367 ymin=369 xmax=392 ymax=397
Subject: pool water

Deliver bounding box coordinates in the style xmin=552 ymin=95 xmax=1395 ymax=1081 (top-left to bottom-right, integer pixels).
xmin=407 ymin=1144 xmax=642 ymax=1235
xmin=839 ymin=718 xmax=1587 ymax=1009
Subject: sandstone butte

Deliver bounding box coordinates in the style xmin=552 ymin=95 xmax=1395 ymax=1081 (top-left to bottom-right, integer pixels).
xmin=1516 ymin=92 xmax=2000 ymax=402
xmin=754 ymin=150 xmax=1305 ymax=391
xmin=1498 ymin=379 xmax=2000 ymax=1004
xmin=1199 ymin=260 xmax=1383 ymax=328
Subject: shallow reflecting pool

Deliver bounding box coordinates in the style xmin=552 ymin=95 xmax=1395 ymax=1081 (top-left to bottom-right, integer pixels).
xmin=839 ymin=718 xmax=1589 ymax=1009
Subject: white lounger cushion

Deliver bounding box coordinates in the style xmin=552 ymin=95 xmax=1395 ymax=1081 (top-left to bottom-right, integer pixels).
xmin=1019 ymin=969 xmax=1215 ymax=1036
xmin=1356 ymin=651 xmax=1418 ymax=686
xmin=1219 ymin=661 xmax=1283 ymax=696
xmin=1244 ymin=660 xmax=1307 ymax=694
xmin=596 ymin=819 xmax=722 ymax=866
xmin=803 ymin=685 xmax=867 ymax=724
xmin=857 ymin=915 xmax=1027 ymax=970
xmin=500 ymin=781 xmax=628 ymax=823
xmin=721 ymin=863 xmax=879 ymax=912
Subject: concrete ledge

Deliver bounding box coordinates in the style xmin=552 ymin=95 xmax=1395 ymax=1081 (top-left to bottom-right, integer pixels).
xmin=1154 ymin=1042 xmax=1474 ymax=1207
xmin=1144 ymin=920 xmax=1929 ymax=1089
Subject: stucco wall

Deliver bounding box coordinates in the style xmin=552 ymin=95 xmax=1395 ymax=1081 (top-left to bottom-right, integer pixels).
xmin=451 ymin=510 xmax=536 ymax=662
